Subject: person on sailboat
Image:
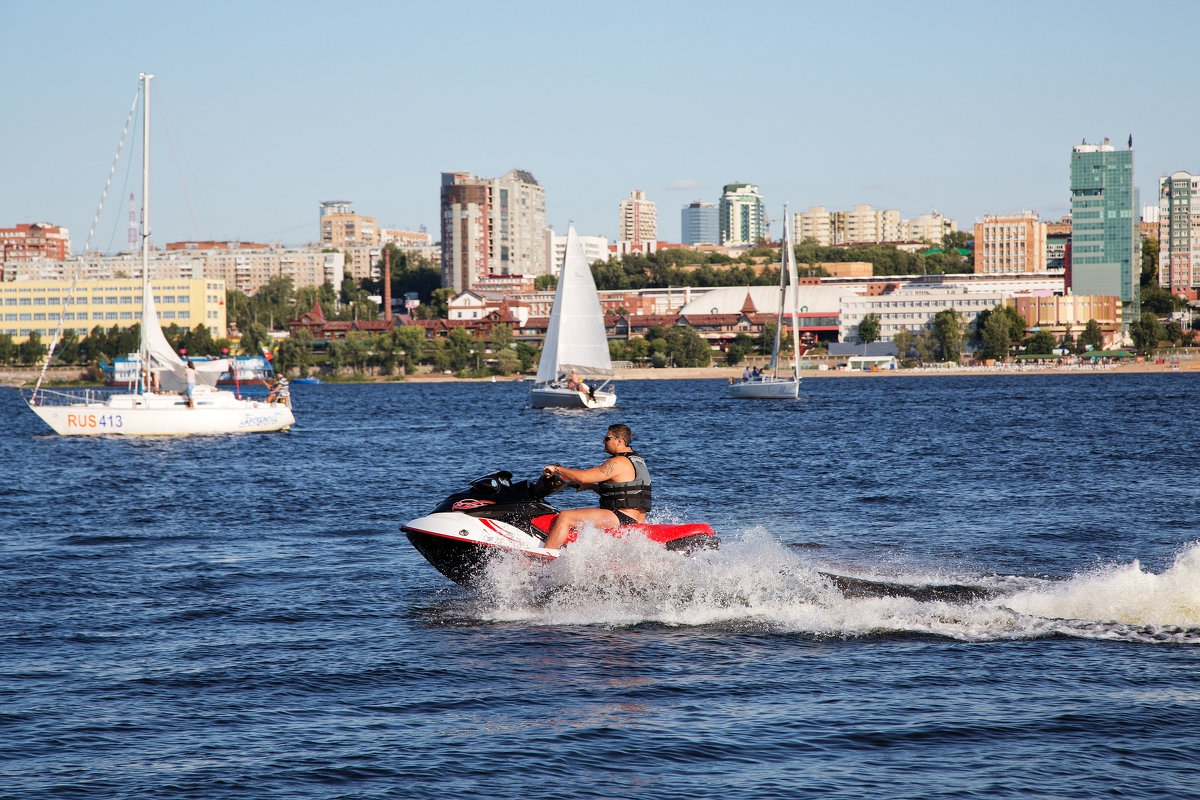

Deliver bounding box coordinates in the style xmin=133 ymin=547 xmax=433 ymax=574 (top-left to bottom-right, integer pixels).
xmin=185 ymin=361 xmax=197 ymax=408
xmin=265 ymin=376 xmax=288 ymax=404
xmin=540 ymin=423 xmax=651 ymax=550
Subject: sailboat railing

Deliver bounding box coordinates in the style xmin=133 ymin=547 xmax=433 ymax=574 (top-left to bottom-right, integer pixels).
xmin=20 ymin=387 xmax=119 ymax=408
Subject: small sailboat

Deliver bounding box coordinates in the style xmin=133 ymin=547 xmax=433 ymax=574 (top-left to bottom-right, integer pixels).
xmin=530 ymin=224 xmax=617 ymax=409
xmin=730 ymin=205 xmax=802 ymax=399
xmin=21 ymin=74 xmax=294 ymax=436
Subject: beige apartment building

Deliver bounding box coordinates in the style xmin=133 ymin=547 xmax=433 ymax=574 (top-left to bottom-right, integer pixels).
xmin=900 ymin=211 xmax=957 ymax=244
xmin=795 ymin=205 xmax=956 ymax=247
xmin=795 ymin=206 xmax=835 ymax=246
xmin=619 ymin=190 xmax=657 ymax=247
xmin=379 ymin=228 xmax=433 ymax=249
xmin=320 ymin=201 xmax=378 ymax=248
xmin=838 ymin=204 xmax=901 ymax=243
xmin=6 ymin=247 xmax=345 ymax=297
xmin=440 ymin=169 xmax=547 ymax=291
xmin=1011 ymin=294 xmax=1120 ymax=347
xmin=974 ymin=212 xmax=1047 ymax=274
xmin=0 ymin=278 xmax=226 ymax=343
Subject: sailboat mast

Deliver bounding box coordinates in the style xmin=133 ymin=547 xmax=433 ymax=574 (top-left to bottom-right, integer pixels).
xmin=139 ymin=73 xmax=153 ymax=394
xmin=770 ymin=221 xmax=785 ymax=379
xmin=784 ymin=206 xmax=802 ymax=381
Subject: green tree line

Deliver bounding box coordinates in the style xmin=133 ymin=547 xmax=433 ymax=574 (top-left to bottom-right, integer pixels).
xmin=591 ymin=233 xmax=974 ymax=290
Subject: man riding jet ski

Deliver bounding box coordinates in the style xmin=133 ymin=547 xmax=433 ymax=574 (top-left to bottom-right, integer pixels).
xmin=540 ymin=423 xmax=651 ymax=549
xmin=402 ymin=425 xmax=718 ymax=588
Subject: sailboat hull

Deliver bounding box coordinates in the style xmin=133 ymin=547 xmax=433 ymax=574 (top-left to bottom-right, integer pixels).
xmin=530 ymin=385 xmax=617 ymax=409
xmin=729 ymin=378 xmax=800 ymax=399
xmin=23 ymin=387 xmax=293 ymax=436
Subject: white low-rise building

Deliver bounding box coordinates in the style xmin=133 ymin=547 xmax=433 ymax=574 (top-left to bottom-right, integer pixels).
xmin=840 ymin=285 xmax=1006 ymax=343
xmin=545 ymin=230 xmax=610 ymax=277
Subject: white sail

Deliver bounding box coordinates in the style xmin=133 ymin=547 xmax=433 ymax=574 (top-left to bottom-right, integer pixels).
xmin=729 ymin=205 xmax=801 ymax=399
xmin=535 ymin=224 xmax=613 ymax=383
xmin=141 ymin=277 xmax=188 ymax=391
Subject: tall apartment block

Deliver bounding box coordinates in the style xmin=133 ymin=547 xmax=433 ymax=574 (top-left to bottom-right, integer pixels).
xmin=320 ymin=201 xmax=378 ymax=248
xmin=973 ymin=212 xmax=1047 ymax=274
xmin=900 ymin=211 xmax=957 ymax=244
xmin=681 ymin=201 xmax=718 ymax=246
xmin=793 ymin=205 xmax=954 ymax=246
xmin=719 ymin=184 xmax=766 ymax=247
xmin=795 ymin=206 xmax=834 ymax=246
xmin=838 ymin=204 xmax=900 ymax=244
xmin=1069 ymin=139 xmax=1139 ymax=320
xmin=1158 ymin=170 xmax=1200 ymax=300
xmin=0 ymin=222 xmax=72 ymax=263
xmin=619 ymin=190 xmax=657 ymax=247
xmin=441 ymin=169 xmax=547 ymax=292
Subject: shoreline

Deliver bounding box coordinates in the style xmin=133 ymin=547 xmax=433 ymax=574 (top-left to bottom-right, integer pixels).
xmin=6 ymin=360 xmax=1195 ymax=389
xmin=399 ymin=360 xmax=1198 ymax=383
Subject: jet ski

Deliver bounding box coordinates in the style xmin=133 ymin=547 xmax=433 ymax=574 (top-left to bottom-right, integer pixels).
xmin=402 ymin=470 xmax=719 ymax=588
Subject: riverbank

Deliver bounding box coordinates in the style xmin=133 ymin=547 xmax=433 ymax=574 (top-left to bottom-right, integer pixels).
xmin=401 ymin=359 xmax=1198 ymax=383
xmin=5 ymin=359 xmax=1195 ymax=388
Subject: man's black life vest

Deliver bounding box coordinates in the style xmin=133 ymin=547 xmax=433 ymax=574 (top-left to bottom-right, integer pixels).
xmin=597 ymin=451 xmax=652 ymax=513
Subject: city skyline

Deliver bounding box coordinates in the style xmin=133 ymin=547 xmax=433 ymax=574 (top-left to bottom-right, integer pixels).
xmin=2 ymin=0 xmax=1198 ymax=253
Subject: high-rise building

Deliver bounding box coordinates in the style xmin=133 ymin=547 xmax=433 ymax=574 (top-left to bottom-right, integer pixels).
xmin=837 ymin=204 xmax=901 ymax=244
xmin=0 ymin=223 xmax=72 ymax=263
xmin=1158 ymin=170 xmax=1200 ymax=300
xmin=681 ymin=201 xmax=718 ymax=246
xmin=795 ymin=206 xmax=833 ymax=246
xmin=440 ymin=169 xmax=547 ymax=291
xmin=900 ymin=211 xmax=957 ymax=244
xmin=319 ymin=201 xmax=378 ymax=249
xmin=1069 ymin=139 xmax=1139 ymax=320
xmin=619 ymin=190 xmax=657 ymax=247
xmin=719 ymin=184 xmax=766 ymax=247
xmin=973 ymin=212 xmax=1047 ymax=274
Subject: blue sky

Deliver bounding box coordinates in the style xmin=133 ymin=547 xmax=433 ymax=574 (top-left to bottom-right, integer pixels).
xmin=2 ymin=0 xmax=1197 ymax=252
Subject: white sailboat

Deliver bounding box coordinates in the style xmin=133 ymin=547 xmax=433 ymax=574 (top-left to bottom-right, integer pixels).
xmin=530 ymin=224 xmax=617 ymax=409
xmin=21 ymin=73 xmax=294 ymax=436
xmin=730 ymin=206 xmax=802 ymax=399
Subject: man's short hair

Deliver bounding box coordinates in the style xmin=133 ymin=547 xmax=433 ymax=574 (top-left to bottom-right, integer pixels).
xmin=608 ymin=423 xmax=632 ymax=445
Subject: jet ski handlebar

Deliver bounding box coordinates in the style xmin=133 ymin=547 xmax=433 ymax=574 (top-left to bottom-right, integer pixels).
xmin=532 ymin=471 xmax=577 ymax=498
xmin=464 ymin=469 xmax=576 ymax=501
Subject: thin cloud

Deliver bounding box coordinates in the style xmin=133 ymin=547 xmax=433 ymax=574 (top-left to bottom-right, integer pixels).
xmin=665 ymin=179 xmax=704 ymax=192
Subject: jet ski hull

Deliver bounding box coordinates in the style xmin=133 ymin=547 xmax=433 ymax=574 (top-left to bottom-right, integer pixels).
xmin=402 ymin=510 xmax=717 ymax=588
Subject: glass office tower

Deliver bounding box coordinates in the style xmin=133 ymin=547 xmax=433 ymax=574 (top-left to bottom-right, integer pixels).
xmin=1069 ymin=139 xmax=1139 ymax=323
xmin=681 ymin=201 xmax=718 ymax=246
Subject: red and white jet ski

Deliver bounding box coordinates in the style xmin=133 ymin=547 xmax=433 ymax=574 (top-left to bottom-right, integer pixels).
xmin=402 ymin=470 xmax=719 ymax=587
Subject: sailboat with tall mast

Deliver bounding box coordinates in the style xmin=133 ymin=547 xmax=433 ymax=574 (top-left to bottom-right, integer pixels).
xmin=21 ymin=73 xmax=294 ymax=436
xmin=729 ymin=206 xmax=802 ymax=399
xmin=530 ymin=224 xmax=617 ymax=409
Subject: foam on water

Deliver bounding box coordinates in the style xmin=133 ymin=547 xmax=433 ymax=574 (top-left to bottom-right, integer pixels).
xmin=476 ymin=530 xmax=1200 ymax=643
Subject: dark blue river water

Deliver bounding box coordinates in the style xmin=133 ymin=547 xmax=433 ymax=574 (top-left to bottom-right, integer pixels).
xmin=3 ymin=375 xmax=1199 ymax=799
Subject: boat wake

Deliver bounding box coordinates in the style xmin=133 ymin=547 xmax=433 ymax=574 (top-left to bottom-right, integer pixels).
xmin=472 ymin=530 xmax=1200 ymax=644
